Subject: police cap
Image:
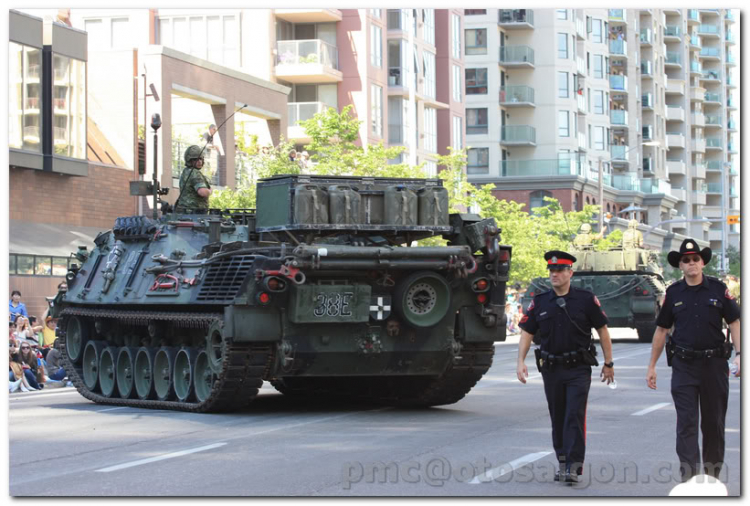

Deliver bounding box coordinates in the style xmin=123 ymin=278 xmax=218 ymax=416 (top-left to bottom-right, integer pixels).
xmin=544 ymin=250 xmax=577 ymax=270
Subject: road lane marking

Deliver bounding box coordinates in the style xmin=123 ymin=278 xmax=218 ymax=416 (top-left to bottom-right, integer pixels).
xmin=469 ymin=451 xmax=553 ymax=484
xmin=10 ymin=391 xmax=82 ymax=401
xmin=631 ymin=402 xmax=671 ymax=416
xmin=95 ymin=443 xmax=227 ymax=473
xmin=98 ymin=407 xmax=129 ymax=412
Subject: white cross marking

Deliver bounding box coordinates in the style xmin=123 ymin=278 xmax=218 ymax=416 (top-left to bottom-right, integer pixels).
xmin=369 ymin=297 xmax=391 ymax=320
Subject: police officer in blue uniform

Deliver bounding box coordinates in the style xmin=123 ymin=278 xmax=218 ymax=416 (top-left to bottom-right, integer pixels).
xmin=517 ymin=250 xmax=614 ymax=484
xmin=646 ymin=238 xmax=740 ymax=482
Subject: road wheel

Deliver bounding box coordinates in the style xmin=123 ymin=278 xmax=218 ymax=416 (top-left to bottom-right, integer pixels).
xmin=82 ymin=341 xmax=106 ymax=392
xmin=153 ymin=347 xmax=178 ymax=401
xmin=66 ymin=316 xmax=90 ymax=365
xmin=98 ymin=346 xmax=118 ymax=398
xmin=394 ymin=271 xmax=451 ymax=328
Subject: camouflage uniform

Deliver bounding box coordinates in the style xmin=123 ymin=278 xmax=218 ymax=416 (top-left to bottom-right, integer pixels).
xmin=622 ymin=219 xmax=643 ymax=249
xmin=175 ymin=145 xmax=211 ymax=213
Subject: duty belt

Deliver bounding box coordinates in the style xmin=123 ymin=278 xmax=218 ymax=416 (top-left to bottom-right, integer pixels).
xmin=541 ymin=350 xmax=584 ymax=367
xmin=673 ymin=345 xmax=728 ymax=360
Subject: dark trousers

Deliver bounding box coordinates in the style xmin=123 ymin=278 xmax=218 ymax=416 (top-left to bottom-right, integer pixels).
xmin=670 ymin=357 xmax=729 ymax=481
xmin=541 ymin=364 xmax=591 ymax=474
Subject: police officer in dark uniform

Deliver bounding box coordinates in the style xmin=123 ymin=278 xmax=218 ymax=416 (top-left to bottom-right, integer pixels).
xmin=646 ymin=238 xmax=740 ymax=482
xmin=517 ymin=250 xmax=614 ymax=484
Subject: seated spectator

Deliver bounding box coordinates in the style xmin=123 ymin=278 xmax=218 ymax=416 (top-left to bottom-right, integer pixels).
xmin=28 ymin=315 xmax=44 ymax=342
xmin=42 ymin=316 xmax=58 ymax=350
xmin=19 ymin=342 xmax=44 ymax=389
xmin=45 ymin=347 xmax=66 ymax=382
xmin=9 ymin=290 xmax=28 ymax=322
xmin=13 ymin=316 xmax=38 ymax=345
xmin=9 ymin=342 xmax=39 ymax=391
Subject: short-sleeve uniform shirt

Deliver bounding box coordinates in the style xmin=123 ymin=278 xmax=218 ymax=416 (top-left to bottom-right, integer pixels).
xmin=519 ymin=286 xmax=608 ymax=354
xmin=656 ymin=276 xmax=740 ymax=350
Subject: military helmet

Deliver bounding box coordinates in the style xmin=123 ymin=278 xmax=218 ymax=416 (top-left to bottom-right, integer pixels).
xmin=184 ymin=145 xmax=204 ymax=163
xmin=580 ymin=223 xmax=592 ymax=233
xmin=628 ymin=219 xmax=638 ymax=228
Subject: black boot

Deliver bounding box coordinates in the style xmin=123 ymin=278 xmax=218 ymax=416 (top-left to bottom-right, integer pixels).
xmin=564 ymin=472 xmax=579 ymax=484
xmin=554 ymin=462 xmax=565 ymax=482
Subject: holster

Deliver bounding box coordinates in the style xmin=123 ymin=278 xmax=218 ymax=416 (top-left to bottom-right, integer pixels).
xmin=722 ymin=340 xmax=733 ymax=359
xmin=534 ymin=348 xmax=544 ymax=372
xmin=579 ymin=343 xmax=599 ymax=367
xmin=666 ymin=337 xmax=675 ymax=367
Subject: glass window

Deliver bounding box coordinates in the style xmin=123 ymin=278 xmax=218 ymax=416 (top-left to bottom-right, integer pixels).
xmin=370 ymin=9 xmax=381 ymax=18
xmin=9 ymin=254 xmax=17 ymax=275
xmin=35 ymin=256 xmax=51 ymax=276
xmin=594 ymin=91 xmax=604 ymax=114
xmin=85 ymin=19 xmax=106 ymax=48
xmin=558 ymin=111 xmax=570 ymax=137
xmin=424 ymin=160 xmax=437 ymax=177
xmin=465 ymin=29 xmax=487 ymax=55
xmin=173 ymin=17 xmax=189 ymax=52
xmin=371 ymin=25 xmax=382 ymax=67
xmin=9 ymin=43 xmax=42 ymax=152
xmin=424 ymin=107 xmax=437 ymax=152
xmin=52 ymin=257 xmax=68 ymax=277
xmin=451 ymin=14 xmax=461 ymax=58
xmin=422 ymin=9 xmax=435 ymax=45
xmin=558 ymin=33 xmax=568 ymax=59
xmin=592 ymin=19 xmax=602 ymax=43
xmin=52 ymin=54 xmax=86 ymax=159
xmin=467 ymin=108 xmax=488 ymax=135
xmin=467 ymin=148 xmax=489 ymax=175
xmin=594 ymin=55 xmax=603 ymax=78
xmin=423 ymin=51 xmax=436 ymax=99
xmin=16 ymin=255 xmax=34 ymax=275
xmin=595 ymin=126 xmax=605 ymax=150
xmin=465 ymin=9 xmax=487 ymax=15
xmin=371 ymin=84 xmax=382 ymax=137
xmin=557 ymin=9 xmax=568 ymax=20
xmin=465 ymin=68 xmax=488 ymax=95
xmin=387 ymin=96 xmax=404 ymax=144
xmin=111 ymin=18 xmax=130 ymax=48
xmin=558 ymin=72 xmax=569 ymax=98
xmin=530 ymin=190 xmax=552 ymax=211
xmin=453 ymin=116 xmax=463 ymax=150
xmin=452 ymin=64 xmax=462 ymax=103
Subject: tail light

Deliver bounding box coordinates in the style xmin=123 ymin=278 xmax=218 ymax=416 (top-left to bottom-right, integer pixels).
xmin=472 ymin=278 xmax=490 ymax=292
xmin=263 ymin=276 xmax=287 ymax=292
xmin=498 ymin=249 xmax=510 ymax=262
xmin=643 ymin=289 xmax=649 ymax=295
xmin=257 ymin=292 xmax=271 ymax=305
xmin=476 ymin=293 xmax=488 ymax=304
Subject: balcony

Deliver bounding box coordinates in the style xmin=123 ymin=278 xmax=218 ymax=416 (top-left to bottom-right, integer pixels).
xmin=706 ymin=160 xmax=723 ymax=171
xmin=610 ymin=74 xmax=628 ymax=91
xmin=53 ymin=126 xmax=67 ymax=145
xmin=608 ymin=9 xmax=626 ymax=23
xmin=575 ymin=17 xmax=586 ymax=40
xmin=23 ymin=125 xmax=40 ymax=143
xmin=690 ymin=111 xmax=704 ymax=126
xmin=687 ymin=10 xmax=700 ymax=23
xmin=24 ymin=96 xmax=41 ymax=111
xmin=576 ymin=56 xmax=587 ymax=76
xmin=664 ymin=25 xmax=681 ymax=41
xmin=642 ymin=125 xmax=653 ymax=140
xmin=689 ymin=35 xmax=702 ymax=50
xmin=498 ymin=9 xmax=534 ymax=29
xmin=692 ymin=190 xmax=707 ymax=205
xmin=499 ymin=46 xmax=535 ymax=67
xmin=641 ymin=178 xmax=672 ymax=194
xmin=612 ymin=174 xmax=639 ymax=191
xmin=288 ymin=102 xmax=331 ymax=140
xmin=641 ymin=60 xmax=653 ymax=77
xmin=725 ymin=32 xmax=735 ymax=45
xmin=666 ymin=80 xmax=685 ymax=95
xmin=699 ymin=47 xmax=721 ymax=60
xmin=704 ymin=92 xmax=721 ymax=104
xmin=728 ymin=143 xmax=736 ymax=154
xmin=667 ymin=159 xmax=687 ymax=176
xmin=726 ymin=53 xmax=736 ymax=66
xmin=610 ymin=145 xmax=629 ymax=162
xmin=53 ymin=67 xmax=68 ymax=83
xmin=640 ymin=29 xmax=653 ymax=45
xmin=690 ymin=86 xmax=706 ymax=102
xmin=578 ymin=132 xmax=587 ymax=151
xmin=642 ymin=94 xmax=653 ymax=109
xmin=725 ymin=10 xmax=735 ymax=22
xmin=702 ymin=205 xmax=722 ymax=218
xmin=703 ymin=115 xmax=721 ymax=127
xmin=700 ymin=69 xmax=721 ymax=82
xmin=705 ymin=137 xmax=723 ymax=150
xmin=665 ymin=52 xmax=682 ymax=67
xmin=727 ymin=119 xmax=737 ymax=131
xmin=671 ymin=187 xmax=687 ymax=201
xmin=726 ymin=75 xmax=736 ymax=88
xmin=577 ymin=94 xmax=587 ymax=114
xmin=692 ymin=138 xmax=706 ymax=153
xmin=275 ymin=40 xmax=342 ymax=83
xmin=609 ymin=39 xmax=627 ymax=57
xmin=708 ymin=229 xmax=723 ymax=242
xmin=727 ymin=97 xmax=737 ymax=109
xmin=274 ymin=9 xmax=342 ymax=23
xmin=667 ymin=105 xmax=685 ymax=122
xmin=500 ymin=126 xmax=536 ymax=146
xmin=499 ymin=86 xmax=535 ymax=107
xmin=693 ymin=163 xmax=706 ymax=179
xmin=698 ymin=24 xmax=720 ymax=37
xmin=690 ymin=61 xmax=703 ymax=75
xmin=667 ymin=133 xmax=686 ymax=149
xmin=610 ymin=109 xmax=628 ymax=126
xmin=501 ymin=157 xmax=581 ymax=177
xmin=387 ymin=67 xmax=416 ymax=88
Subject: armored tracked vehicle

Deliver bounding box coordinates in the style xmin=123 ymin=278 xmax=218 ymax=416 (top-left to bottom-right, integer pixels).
xmin=522 ymin=246 xmax=665 ymax=343
xmin=51 ymin=174 xmax=512 ymax=412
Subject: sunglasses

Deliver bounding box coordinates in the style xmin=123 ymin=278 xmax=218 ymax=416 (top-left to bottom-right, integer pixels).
xmin=20 ymin=346 xmax=30 ymax=350
xmin=681 ymin=255 xmax=702 ymax=264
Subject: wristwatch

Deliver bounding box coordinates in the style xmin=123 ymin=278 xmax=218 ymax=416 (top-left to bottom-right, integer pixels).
xmin=735 ymin=351 xmax=740 ymax=356
xmin=604 ymin=362 xmax=614 ymax=368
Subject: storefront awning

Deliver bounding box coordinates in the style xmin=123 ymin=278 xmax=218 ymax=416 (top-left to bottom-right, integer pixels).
xmin=9 ymin=220 xmax=107 ymax=258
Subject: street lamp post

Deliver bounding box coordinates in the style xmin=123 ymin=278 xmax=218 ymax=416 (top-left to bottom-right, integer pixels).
xmin=597 ymin=141 xmax=661 ymax=233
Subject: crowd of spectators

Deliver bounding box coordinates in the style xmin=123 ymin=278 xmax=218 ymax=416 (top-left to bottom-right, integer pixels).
xmin=8 ymin=290 xmax=69 ymax=393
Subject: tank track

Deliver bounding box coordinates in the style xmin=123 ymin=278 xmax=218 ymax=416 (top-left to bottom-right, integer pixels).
xmin=58 ymin=308 xmax=274 ymax=413
xmin=271 ymin=342 xmax=495 ymax=407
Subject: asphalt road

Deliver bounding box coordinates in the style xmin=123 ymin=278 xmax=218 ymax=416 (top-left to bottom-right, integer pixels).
xmin=9 ymin=329 xmax=741 ymax=496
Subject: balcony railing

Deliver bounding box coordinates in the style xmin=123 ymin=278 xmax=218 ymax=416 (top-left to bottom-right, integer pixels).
xmin=26 ymin=64 xmax=40 ymax=79
xmin=610 ymin=145 xmax=628 ymax=161
xmin=499 ymin=45 xmax=534 ymax=65
xmin=666 ymin=52 xmax=681 ymax=65
xmin=25 ymin=97 xmax=40 ymax=109
xmin=704 ymin=92 xmax=721 ymax=102
xmin=53 ymin=98 xmax=67 ymax=110
xmin=725 ymin=11 xmax=735 ymax=21
xmin=640 ymin=178 xmax=671 ymax=194
xmin=53 ymin=68 xmax=68 ymax=82
xmin=641 ymin=60 xmax=652 ymax=75
xmin=610 ymin=74 xmax=627 ymax=91
xmin=642 ymin=94 xmax=653 ymax=108
xmin=725 ymin=32 xmax=735 ymax=43
xmin=707 ymin=183 xmax=722 ymax=193
xmin=704 ymin=115 xmax=721 ymax=126
xmin=640 ymin=29 xmax=652 ymax=44
xmin=705 ymin=137 xmax=722 ymax=148
xmin=53 ymin=126 xmax=67 ymax=142
xmin=610 ymin=109 xmax=628 ymax=125
xmin=727 ymin=119 xmax=737 ymax=130
xmin=23 ymin=126 xmax=40 ymax=139
xmin=608 ymin=10 xmax=625 ymax=22
xmin=499 ymin=85 xmax=535 ymax=105
xmin=726 ymin=53 xmax=735 ymax=65
xmin=388 ymin=67 xmax=416 ymax=88
xmin=698 ymin=24 xmax=719 ymax=35
xmin=727 ymin=97 xmax=736 ymax=108
xmin=664 ymin=25 xmax=681 ymax=38
xmin=501 ymin=157 xmax=581 ymax=177
xmin=706 ymin=160 xmax=723 ymax=171
xmin=498 ymin=9 xmax=534 ymax=27
xmin=276 ymin=39 xmax=339 ymax=69
xmin=609 ymin=39 xmax=627 ymax=56
xmin=690 ymin=35 xmax=701 ymax=47
xmin=687 ymin=10 xmax=700 ymax=22
xmin=612 ymin=174 xmax=638 ymax=191
xmin=701 ymin=69 xmax=720 ymax=80
xmin=700 ymin=47 xmax=721 ymax=58
xmin=500 ymin=125 xmax=536 ymax=144
xmin=726 ymin=75 xmax=735 ymax=86
xmin=690 ymin=61 xmax=702 ymax=73
xmin=288 ymin=102 xmax=331 ymax=125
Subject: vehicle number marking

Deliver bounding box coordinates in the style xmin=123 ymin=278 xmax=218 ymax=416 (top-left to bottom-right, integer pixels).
xmin=314 ymin=292 xmax=354 ymax=317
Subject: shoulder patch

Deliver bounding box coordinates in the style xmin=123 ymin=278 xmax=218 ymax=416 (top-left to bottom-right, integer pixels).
xmin=593 ymin=296 xmax=601 ymax=307
xmin=520 ymin=315 xmax=529 ymax=324
xmin=725 ymin=289 xmax=735 ymax=300
xmin=527 ymin=300 xmax=535 ymax=311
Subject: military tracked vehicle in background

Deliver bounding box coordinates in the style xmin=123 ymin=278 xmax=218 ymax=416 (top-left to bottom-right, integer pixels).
xmin=522 ymin=246 xmax=666 ymax=343
xmin=50 ymin=174 xmax=512 ymax=412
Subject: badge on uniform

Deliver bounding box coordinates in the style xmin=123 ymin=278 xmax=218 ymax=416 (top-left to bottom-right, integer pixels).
xmin=528 ymin=300 xmax=535 ymax=311
xmin=674 ymin=301 xmax=683 ymax=307
xmin=520 ymin=315 xmax=529 ymax=324
xmin=709 ymin=299 xmax=719 ymax=306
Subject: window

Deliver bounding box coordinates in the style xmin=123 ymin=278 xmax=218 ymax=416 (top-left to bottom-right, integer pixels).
xmin=370 ymin=9 xmax=381 ymax=18
xmin=593 ymin=55 xmax=603 ymax=78
xmin=466 ymin=29 xmax=487 ymax=55
xmin=467 ymin=148 xmax=489 ymax=175
xmin=558 ymin=111 xmax=570 ymax=137
xmin=558 ymin=72 xmax=569 ymax=98
xmin=9 ymin=42 xmax=42 ymax=153
xmin=465 ymin=9 xmax=487 ymax=15
xmin=422 ymin=9 xmax=435 ymax=45
xmin=371 ymin=84 xmax=383 ymax=137
xmin=387 ymin=97 xmax=404 ymax=144
xmin=465 ymin=68 xmax=488 ymax=94
xmin=558 ymin=33 xmax=568 ymax=59
xmin=424 ymin=107 xmax=437 ymax=152
xmin=371 ymin=25 xmax=382 ymax=67
xmin=424 ymin=160 xmax=437 ymax=177
xmin=451 ymin=14 xmax=461 ymax=58
xmin=467 ymin=108 xmax=488 ymax=135
xmin=52 ymin=54 xmax=86 ymax=159
xmin=423 ymin=51 xmax=436 ymax=98
xmin=453 ymin=116 xmax=463 ymax=150
xmin=158 ymin=14 xmax=239 ymax=67
xmin=592 ymin=19 xmax=602 ymax=43
xmin=594 ymin=90 xmax=604 ymax=114
xmin=595 ymin=126 xmax=605 ymax=150
xmin=452 ymin=64 xmax=462 ymax=102
xmin=530 ymin=190 xmax=553 ymax=211
xmin=9 ymin=254 xmax=71 ymax=276
xmin=557 ymin=9 xmax=568 ymax=20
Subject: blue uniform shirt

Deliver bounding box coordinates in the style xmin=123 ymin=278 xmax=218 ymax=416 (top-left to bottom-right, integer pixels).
xmin=9 ymin=300 xmax=28 ymax=321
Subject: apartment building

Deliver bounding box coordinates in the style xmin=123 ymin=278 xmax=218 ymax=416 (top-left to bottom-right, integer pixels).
xmin=463 ymin=8 xmax=738 ymax=261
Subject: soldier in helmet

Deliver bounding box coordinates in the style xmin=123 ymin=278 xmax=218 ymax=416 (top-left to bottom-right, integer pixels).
xmin=174 ymin=145 xmax=212 ymax=214
xmin=572 ymin=223 xmax=605 ymax=250
xmin=622 ymin=219 xmax=643 ymax=249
